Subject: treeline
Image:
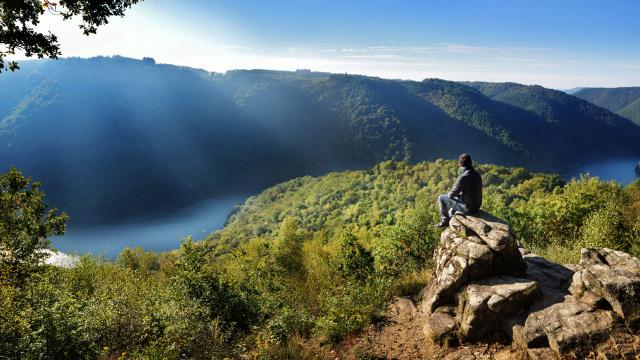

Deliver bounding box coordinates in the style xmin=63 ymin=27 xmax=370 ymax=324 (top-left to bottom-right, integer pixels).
xmin=1 ymin=161 xmax=639 ymax=358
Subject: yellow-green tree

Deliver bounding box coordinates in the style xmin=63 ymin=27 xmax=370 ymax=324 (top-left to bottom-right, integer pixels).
xmin=0 ymin=167 xmax=67 ymax=285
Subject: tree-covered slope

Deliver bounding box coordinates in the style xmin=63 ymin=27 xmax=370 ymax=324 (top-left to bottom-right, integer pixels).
xmin=573 ymin=87 xmax=640 ymax=126
xmin=207 ymin=160 xmax=562 ymax=251
xmin=1 ymin=57 xmax=639 ymax=224
xmin=466 ymin=81 xmax=640 ymax=158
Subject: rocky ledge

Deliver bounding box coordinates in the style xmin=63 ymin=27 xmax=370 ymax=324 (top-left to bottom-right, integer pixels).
xmin=420 ymin=211 xmax=640 ymax=359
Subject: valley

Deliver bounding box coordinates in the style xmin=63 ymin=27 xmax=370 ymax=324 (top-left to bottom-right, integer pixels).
xmin=1 ymin=57 xmax=639 ymax=229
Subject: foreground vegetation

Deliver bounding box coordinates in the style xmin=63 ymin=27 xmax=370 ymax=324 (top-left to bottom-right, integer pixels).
xmin=1 ymin=161 xmax=639 ymax=358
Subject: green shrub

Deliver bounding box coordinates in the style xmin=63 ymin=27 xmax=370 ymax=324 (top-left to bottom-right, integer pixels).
xmin=334 ymin=231 xmax=374 ymax=282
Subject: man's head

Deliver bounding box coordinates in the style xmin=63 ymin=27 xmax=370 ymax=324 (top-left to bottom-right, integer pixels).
xmin=459 ymin=153 xmax=472 ymax=168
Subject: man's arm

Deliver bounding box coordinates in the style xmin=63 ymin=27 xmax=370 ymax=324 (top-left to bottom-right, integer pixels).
xmin=448 ymin=173 xmax=465 ymax=198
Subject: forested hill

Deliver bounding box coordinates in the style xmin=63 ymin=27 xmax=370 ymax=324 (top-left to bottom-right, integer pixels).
xmin=572 ymin=87 xmax=640 ymax=126
xmin=0 ymin=56 xmax=639 ymax=224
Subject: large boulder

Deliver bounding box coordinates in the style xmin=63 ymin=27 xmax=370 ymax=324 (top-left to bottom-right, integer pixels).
xmin=520 ymin=252 xmax=575 ymax=312
xmin=421 ymin=228 xmax=494 ymax=314
xmin=513 ymin=295 xmax=617 ymax=355
xmin=420 ymin=211 xmax=640 ymax=358
xmin=449 ymin=213 xmax=526 ymax=275
xmin=456 ymin=276 xmax=539 ymax=340
xmin=569 ymin=248 xmax=640 ymax=323
xmin=421 ymin=212 xmax=526 ymax=314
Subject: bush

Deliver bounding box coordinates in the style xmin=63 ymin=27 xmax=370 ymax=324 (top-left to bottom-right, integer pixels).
xmin=334 ymin=231 xmax=374 ymax=282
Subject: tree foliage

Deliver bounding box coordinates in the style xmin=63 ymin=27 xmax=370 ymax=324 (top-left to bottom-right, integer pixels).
xmin=0 ymin=0 xmax=141 ymax=72
xmin=0 ymin=167 xmax=67 ymax=285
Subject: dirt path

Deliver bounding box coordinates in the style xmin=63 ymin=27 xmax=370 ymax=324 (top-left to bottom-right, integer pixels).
xmin=334 ymin=297 xmax=522 ymax=360
xmin=304 ymin=296 xmax=640 ymax=359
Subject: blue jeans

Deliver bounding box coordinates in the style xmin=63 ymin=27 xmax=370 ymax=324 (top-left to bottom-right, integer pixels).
xmin=438 ymin=194 xmax=468 ymax=223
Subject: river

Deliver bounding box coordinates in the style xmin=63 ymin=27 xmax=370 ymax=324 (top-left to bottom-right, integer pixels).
xmin=51 ymin=196 xmax=246 ymax=258
xmin=566 ymin=157 xmax=639 ymax=185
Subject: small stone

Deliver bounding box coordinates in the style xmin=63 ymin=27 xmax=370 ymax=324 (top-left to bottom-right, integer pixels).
xmin=526 ymin=347 xmax=558 ymax=360
xmin=424 ymin=311 xmax=457 ymax=344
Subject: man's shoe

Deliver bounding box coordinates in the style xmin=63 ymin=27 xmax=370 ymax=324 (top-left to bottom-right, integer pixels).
xmin=434 ymin=221 xmax=448 ymax=228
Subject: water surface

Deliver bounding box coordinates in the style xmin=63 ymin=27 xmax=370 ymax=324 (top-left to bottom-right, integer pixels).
xmin=52 ymin=196 xmax=245 ymax=258
xmin=566 ymin=157 xmax=639 ymax=185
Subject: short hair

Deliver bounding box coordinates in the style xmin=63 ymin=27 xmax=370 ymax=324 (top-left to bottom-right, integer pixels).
xmin=459 ymin=153 xmax=472 ymax=167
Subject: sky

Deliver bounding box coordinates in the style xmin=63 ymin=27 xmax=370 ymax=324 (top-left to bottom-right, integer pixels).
xmin=21 ymin=0 xmax=640 ymax=88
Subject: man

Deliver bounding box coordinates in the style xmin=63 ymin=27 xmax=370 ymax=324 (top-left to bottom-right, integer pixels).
xmin=435 ymin=154 xmax=483 ymax=227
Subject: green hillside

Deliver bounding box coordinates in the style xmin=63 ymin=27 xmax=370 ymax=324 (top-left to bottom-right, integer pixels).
xmin=2 ymin=161 xmax=640 ymax=358
xmin=573 ymin=87 xmax=640 ymax=125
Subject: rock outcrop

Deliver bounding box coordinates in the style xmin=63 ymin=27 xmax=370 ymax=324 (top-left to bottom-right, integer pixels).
xmin=569 ymin=248 xmax=640 ymax=323
xmin=457 ymin=276 xmax=539 ymax=341
xmin=421 ymin=211 xmax=526 ymax=315
xmin=420 ymin=212 xmax=640 ymax=359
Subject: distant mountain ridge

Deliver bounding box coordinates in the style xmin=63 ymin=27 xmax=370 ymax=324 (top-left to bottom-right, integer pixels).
xmin=1 ymin=56 xmax=639 ymax=224
xmin=573 ymin=87 xmax=640 ymax=125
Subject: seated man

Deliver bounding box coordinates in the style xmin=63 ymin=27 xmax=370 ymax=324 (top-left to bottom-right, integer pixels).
xmin=435 ymin=153 xmax=483 ymax=227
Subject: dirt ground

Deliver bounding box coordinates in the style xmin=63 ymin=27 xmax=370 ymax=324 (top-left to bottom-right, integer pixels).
xmin=327 ymin=297 xmax=525 ymax=360
xmin=302 ymin=297 xmax=640 ymax=360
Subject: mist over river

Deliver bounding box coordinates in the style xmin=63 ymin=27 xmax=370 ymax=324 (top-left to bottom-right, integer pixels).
xmin=51 ymin=196 xmax=246 ymax=258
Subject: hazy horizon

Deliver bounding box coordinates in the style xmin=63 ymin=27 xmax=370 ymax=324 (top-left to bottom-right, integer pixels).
xmin=8 ymin=0 xmax=640 ymax=89
xmin=15 ymin=55 xmax=640 ymax=92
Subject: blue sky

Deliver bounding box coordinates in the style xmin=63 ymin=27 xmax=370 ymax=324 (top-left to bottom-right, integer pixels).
xmin=28 ymin=0 xmax=640 ymax=88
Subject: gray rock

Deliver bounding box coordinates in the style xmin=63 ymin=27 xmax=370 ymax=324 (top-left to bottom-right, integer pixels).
xmin=449 ymin=211 xmax=512 ymax=252
xmin=424 ymin=307 xmax=457 ymax=343
xmin=456 ymin=276 xmax=539 ymax=340
xmin=451 ymin=212 xmax=527 ymax=276
xmin=569 ymin=248 xmax=640 ymax=323
xmin=388 ymin=297 xmax=419 ymax=321
xmin=513 ymin=295 xmax=616 ymax=355
xmin=421 ymin=213 xmax=527 ymax=314
xmin=420 ymin=212 xmax=640 ymax=357
xmin=522 ymin=252 xmax=575 ymax=312
xmin=421 ymin=228 xmax=494 ymax=313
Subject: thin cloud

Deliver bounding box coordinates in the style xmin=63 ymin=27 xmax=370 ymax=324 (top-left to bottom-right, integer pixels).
xmin=219 ymin=45 xmax=252 ymax=51
xmin=340 ymin=54 xmax=409 ymax=60
xmin=437 ymin=43 xmax=561 ymax=56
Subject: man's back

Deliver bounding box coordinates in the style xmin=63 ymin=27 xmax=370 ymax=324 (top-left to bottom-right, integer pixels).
xmin=448 ymin=166 xmax=483 ymax=213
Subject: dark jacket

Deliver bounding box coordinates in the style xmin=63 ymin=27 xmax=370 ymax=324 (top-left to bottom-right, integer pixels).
xmin=448 ymin=165 xmax=483 ymax=213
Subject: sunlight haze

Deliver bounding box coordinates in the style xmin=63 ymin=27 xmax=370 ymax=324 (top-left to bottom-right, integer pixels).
xmin=20 ymin=0 xmax=640 ymax=89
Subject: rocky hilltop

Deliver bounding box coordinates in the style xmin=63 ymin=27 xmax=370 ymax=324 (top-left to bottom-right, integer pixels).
xmin=421 ymin=211 xmax=640 ymax=359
